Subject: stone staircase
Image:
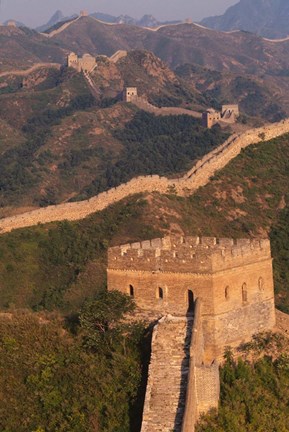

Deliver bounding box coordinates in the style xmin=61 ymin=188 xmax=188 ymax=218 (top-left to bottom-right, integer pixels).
xmin=141 ymin=315 xmax=193 ymax=432
xmin=83 ymin=71 xmax=99 ymax=98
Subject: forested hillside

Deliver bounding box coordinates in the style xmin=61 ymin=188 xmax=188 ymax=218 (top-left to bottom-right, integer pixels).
xmin=0 ymin=294 xmax=145 ymax=432
xmin=196 ymin=334 xmax=289 ymax=431
xmin=0 ymin=133 xmax=289 ymax=313
xmin=2 ymin=17 xmax=289 ymax=430
xmin=0 ymin=129 xmax=288 ymax=427
xmin=0 ymin=50 xmax=231 ymax=210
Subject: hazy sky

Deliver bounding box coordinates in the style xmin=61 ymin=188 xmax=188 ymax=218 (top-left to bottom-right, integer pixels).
xmin=0 ymin=0 xmax=238 ymax=27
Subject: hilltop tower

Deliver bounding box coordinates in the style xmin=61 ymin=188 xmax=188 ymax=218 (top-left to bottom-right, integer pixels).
xmin=108 ymin=235 xmax=276 ymax=360
xmin=202 ymin=104 xmax=239 ymax=128
xmin=67 ymin=52 xmax=97 ymax=73
xmin=123 ymin=87 xmax=138 ymax=102
xmin=7 ymin=20 xmax=17 ymax=27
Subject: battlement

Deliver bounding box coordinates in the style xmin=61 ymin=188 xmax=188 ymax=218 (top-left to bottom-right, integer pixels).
xmin=202 ymin=104 xmax=239 ymax=128
xmin=67 ymin=52 xmax=96 ymax=73
xmin=108 ymin=236 xmax=271 ymax=274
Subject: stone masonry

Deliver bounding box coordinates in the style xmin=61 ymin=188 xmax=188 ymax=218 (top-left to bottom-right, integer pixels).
xmin=67 ymin=52 xmax=97 ymax=73
xmin=1 ymin=118 xmax=289 ymax=233
xmin=108 ymin=235 xmax=276 ymax=430
xmin=141 ymin=315 xmax=193 ymax=432
xmin=107 ymin=235 xmax=276 ymax=360
xmin=202 ymin=104 xmax=239 ymax=128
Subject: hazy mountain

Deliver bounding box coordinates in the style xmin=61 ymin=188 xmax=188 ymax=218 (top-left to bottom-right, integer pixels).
xmin=49 ymin=15 xmax=289 ymax=73
xmin=201 ymin=0 xmax=289 ymax=39
xmin=88 ymin=12 xmax=180 ymax=28
xmin=90 ymin=12 xmax=120 ymax=24
xmin=0 ymin=26 xmax=66 ymax=72
xmin=36 ymin=10 xmax=78 ymax=32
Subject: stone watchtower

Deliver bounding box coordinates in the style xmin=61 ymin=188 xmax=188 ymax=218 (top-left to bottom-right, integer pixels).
xmin=123 ymin=87 xmax=138 ymax=102
xmin=202 ymin=109 xmax=221 ymax=129
xmin=107 ymin=235 xmax=276 ymax=360
xmin=67 ymin=52 xmax=97 ymax=73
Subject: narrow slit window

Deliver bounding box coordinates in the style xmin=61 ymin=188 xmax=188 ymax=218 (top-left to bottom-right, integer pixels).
xmin=129 ymin=285 xmax=134 ymax=297
xmin=242 ymin=283 xmax=248 ymax=303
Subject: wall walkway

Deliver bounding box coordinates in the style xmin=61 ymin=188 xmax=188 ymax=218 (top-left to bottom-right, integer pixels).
xmin=1 ymin=119 xmax=289 ymax=233
xmin=141 ymin=300 xmax=219 ymax=432
xmin=181 ymin=300 xmax=219 ymax=432
xmin=141 ymin=315 xmax=193 ymax=432
xmin=131 ymin=97 xmax=202 ymax=118
xmin=0 ymin=63 xmax=61 ymax=78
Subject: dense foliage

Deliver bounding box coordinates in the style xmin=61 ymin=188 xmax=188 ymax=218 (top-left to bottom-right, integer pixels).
xmin=270 ymin=207 xmax=289 ymax=313
xmin=0 ymin=291 xmax=144 ymax=432
xmin=196 ymin=347 xmax=289 ymax=431
xmin=0 ymin=197 xmax=160 ymax=312
xmin=80 ymin=111 xmax=229 ymax=198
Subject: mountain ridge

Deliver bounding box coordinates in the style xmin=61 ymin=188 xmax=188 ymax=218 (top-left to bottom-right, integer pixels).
xmin=201 ymin=0 xmax=289 ymax=39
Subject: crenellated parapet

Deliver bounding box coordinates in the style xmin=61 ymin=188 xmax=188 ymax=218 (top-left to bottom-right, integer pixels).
xmin=108 ymin=235 xmax=276 ymax=430
xmin=108 ymin=236 xmax=271 ymax=274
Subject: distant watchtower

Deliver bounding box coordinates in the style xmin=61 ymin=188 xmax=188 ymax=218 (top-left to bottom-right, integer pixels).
xmin=108 ymin=235 xmax=276 ymax=359
xmin=202 ymin=104 xmax=239 ymax=128
xmin=202 ymin=108 xmax=221 ymax=128
xmin=7 ymin=20 xmax=17 ymax=27
xmin=67 ymin=52 xmax=97 ymax=73
xmin=123 ymin=87 xmax=138 ymax=102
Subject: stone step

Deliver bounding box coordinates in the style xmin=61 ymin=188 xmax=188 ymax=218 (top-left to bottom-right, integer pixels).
xmin=141 ymin=315 xmax=193 ymax=432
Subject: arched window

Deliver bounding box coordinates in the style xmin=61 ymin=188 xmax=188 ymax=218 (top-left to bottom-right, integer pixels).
xmin=129 ymin=285 xmax=134 ymax=297
xmin=225 ymin=286 xmax=230 ymax=300
xmin=258 ymin=277 xmax=264 ymax=292
xmin=158 ymin=287 xmax=164 ymax=300
xmin=242 ymin=283 xmax=248 ymax=303
xmin=188 ymin=290 xmax=195 ymax=313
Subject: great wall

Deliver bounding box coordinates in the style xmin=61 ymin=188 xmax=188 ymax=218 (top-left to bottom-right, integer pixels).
xmin=130 ymin=96 xmax=201 ymax=119
xmin=38 ymin=11 xmax=289 ymax=43
xmin=0 ymin=118 xmax=289 ymax=233
xmin=0 ymin=63 xmax=61 ymax=78
xmin=107 ymin=234 xmax=276 ymax=431
xmin=2 ymin=13 xmax=289 ymax=432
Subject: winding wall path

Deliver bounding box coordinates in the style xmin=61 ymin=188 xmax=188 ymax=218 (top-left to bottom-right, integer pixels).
xmin=0 ymin=63 xmax=61 ymax=78
xmin=1 ymin=119 xmax=289 ymax=233
xmin=131 ymin=97 xmax=202 ymax=119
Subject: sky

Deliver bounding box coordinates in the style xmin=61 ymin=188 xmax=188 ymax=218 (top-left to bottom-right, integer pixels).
xmin=0 ymin=0 xmax=238 ymax=27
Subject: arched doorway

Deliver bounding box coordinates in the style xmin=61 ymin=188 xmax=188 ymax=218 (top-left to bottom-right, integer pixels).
xmin=158 ymin=287 xmax=164 ymax=300
xmin=187 ymin=290 xmax=195 ymax=313
xmin=129 ymin=284 xmax=134 ymax=297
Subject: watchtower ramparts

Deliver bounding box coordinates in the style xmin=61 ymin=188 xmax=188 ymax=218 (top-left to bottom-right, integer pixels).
xmin=108 ymin=236 xmax=271 ymax=274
